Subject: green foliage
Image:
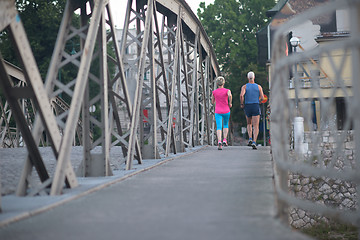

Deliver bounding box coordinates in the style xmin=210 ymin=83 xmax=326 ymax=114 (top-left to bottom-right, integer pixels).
xmin=0 ymin=1 xmax=117 ymax=143
xmin=197 ymin=0 xmax=274 ymax=127
xmin=301 ymin=220 xmax=358 ymax=240
xmin=2 ymin=0 xmax=67 ymax=79
xmin=0 ymin=0 xmax=66 ymax=129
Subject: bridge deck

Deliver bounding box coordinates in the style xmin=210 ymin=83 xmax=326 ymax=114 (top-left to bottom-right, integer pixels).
xmin=0 ymin=146 xmax=312 ymax=240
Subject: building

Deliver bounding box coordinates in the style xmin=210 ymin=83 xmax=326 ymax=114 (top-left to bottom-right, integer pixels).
xmin=257 ymin=0 xmax=351 ymax=131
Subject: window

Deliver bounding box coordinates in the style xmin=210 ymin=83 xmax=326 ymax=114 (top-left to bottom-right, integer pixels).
xmin=336 ymin=97 xmax=352 ymax=130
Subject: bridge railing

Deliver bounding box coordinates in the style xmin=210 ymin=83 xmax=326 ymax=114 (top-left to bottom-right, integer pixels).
xmin=270 ymin=0 xmax=360 ymax=235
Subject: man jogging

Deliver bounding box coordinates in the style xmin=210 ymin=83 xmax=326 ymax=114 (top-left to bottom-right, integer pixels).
xmin=240 ymin=71 xmax=264 ymax=150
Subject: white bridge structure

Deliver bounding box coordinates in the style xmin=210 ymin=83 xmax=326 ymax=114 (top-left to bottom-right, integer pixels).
xmin=0 ymin=0 xmax=219 ymax=199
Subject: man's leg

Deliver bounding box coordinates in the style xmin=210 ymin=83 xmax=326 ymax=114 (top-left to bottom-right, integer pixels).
xmin=252 ymin=115 xmax=260 ymax=143
xmin=246 ymin=116 xmax=253 ymax=141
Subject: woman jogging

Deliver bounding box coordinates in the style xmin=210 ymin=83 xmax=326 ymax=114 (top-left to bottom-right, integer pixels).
xmin=211 ymin=76 xmax=232 ymax=150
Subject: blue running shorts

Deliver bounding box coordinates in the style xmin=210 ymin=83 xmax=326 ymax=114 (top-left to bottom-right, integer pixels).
xmin=215 ymin=112 xmax=230 ymax=130
xmin=244 ymin=103 xmax=261 ymax=117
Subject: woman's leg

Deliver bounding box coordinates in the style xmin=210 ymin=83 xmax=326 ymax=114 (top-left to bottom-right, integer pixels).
xmin=217 ymin=130 xmax=222 ymax=142
xmin=222 ymin=112 xmax=231 ymax=140
xmin=215 ymin=113 xmax=223 ymax=142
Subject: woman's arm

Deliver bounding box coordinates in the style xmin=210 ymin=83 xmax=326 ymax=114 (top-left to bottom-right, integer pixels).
xmin=228 ymin=90 xmax=232 ymax=108
xmin=211 ymin=93 xmax=215 ymax=104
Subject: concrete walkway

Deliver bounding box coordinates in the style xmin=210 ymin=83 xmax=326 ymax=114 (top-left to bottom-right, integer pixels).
xmin=0 ymin=146 xmax=313 ymax=240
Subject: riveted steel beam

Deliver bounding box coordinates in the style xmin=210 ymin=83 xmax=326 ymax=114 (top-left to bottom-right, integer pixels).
xmin=0 ymin=1 xmax=78 ymax=197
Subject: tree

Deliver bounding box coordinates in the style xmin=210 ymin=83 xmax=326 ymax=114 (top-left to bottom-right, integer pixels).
xmin=197 ymin=0 xmax=274 ymax=133
xmin=0 ymin=1 xmax=116 ymax=142
xmin=0 ymin=0 xmax=67 ymax=79
xmin=1 ymin=0 xmax=115 ymax=91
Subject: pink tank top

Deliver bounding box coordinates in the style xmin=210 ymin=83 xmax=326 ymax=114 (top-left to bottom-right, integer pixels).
xmin=212 ymin=88 xmax=230 ymax=114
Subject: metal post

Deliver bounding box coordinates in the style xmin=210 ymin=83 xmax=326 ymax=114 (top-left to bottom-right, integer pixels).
xmin=270 ymin=35 xmax=290 ymax=224
xmin=349 ymin=1 xmax=360 ymax=236
xmin=153 ymin=9 xmax=171 ymax=154
xmin=165 ymin=5 xmax=181 ymax=157
xmin=194 ymin=27 xmax=200 ymax=146
xmin=267 ymin=24 xmax=271 ymax=60
xmin=126 ymin=0 xmax=154 ymax=168
xmin=148 ymin=8 xmax=159 ymax=159
xmin=263 ymin=103 xmax=266 ymax=146
xmin=293 ymin=45 xmax=299 ymax=113
xmin=51 ymin=0 xmax=104 ymax=195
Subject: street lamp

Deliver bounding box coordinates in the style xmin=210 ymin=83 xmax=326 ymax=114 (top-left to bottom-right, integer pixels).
xmin=70 ymin=40 xmax=77 ymax=55
xmin=290 ymin=36 xmax=300 ymax=49
xmin=290 ymin=36 xmax=300 ymax=110
xmin=290 ymin=36 xmax=305 ymax=156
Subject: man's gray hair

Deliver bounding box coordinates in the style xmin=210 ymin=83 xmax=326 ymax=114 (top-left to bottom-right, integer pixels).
xmin=247 ymin=71 xmax=255 ymax=80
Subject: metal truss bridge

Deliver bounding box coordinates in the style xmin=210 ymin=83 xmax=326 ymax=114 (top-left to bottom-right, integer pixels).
xmin=0 ymin=0 xmax=219 ymax=198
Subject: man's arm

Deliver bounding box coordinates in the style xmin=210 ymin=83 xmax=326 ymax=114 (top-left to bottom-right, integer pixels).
xmin=240 ymin=85 xmax=246 ymax=108
xmin=211 ymin=93 xmax=215 ymax=104
xmin=228 ymin=90 xmax=232 ymax=108
xmin=258 ymin=85 xmax=265 ymax=103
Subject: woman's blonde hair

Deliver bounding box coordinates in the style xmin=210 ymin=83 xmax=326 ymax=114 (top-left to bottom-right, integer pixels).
xmin=216 ymin=76 xmax=225 ymax=87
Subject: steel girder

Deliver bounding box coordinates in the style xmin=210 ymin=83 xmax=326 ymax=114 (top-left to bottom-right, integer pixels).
xmin=0 ymin=0 xmax=219 ymax=200
xmin=123 ymin=0 xmax=218 ymax=166
xmin=0 ymin=61 xmax=47 ymax=148
xmin=0 ymin=0 xmax=79 ymax=197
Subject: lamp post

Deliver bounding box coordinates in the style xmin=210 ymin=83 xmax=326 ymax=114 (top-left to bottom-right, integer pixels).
xmin=290 ymin=36 xmax=304 ymax=155
xmin=290 ymin=36 xmax=300 ymax=49
xmin=290 ymin=36 xmax=300 ymax=112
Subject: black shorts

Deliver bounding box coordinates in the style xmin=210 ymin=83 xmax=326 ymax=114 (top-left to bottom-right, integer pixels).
xmin=244 ymin=103 xmax=261 ymax=117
